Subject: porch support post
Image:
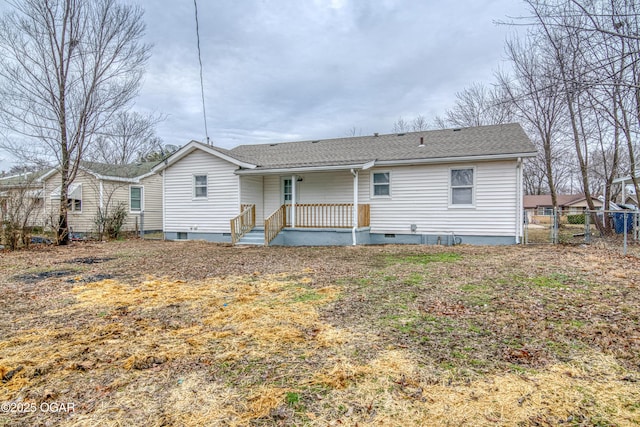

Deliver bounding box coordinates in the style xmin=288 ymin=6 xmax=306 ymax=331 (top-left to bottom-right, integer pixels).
xmin=291 ymin=174 xmax=296 ymax=228
xmin=351 ymin=169 xmax=358 ymax=246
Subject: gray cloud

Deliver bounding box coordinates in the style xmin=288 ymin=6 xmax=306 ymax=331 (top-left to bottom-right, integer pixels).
xmin=0 ymin=0 xmax=527 ymax=170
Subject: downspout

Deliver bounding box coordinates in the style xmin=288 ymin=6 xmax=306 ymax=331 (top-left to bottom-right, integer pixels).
xmin=99 ymin=180 xmax=104 ymax=211
xmin=237 ymin=174 xmax=241 ymax=212
xmin=291 ymin=174 xmax=296 ymax=228
xmin=351 ymin=168 xmax=358 ymax=246
xmin=42 ymin=180 xmax=46 ymax=229
xmin=162 ymin=171 xmax=166 ymax=238
xmin=515 ymin=158 xmax=522 ymax=244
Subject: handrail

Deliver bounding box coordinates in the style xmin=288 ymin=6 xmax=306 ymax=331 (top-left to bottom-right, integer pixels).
xmin=230 ymin=204 xmax=255 ymax=244
xmin=264 ymin=204 xmax=286 ymax=245
xmin=264 ymin=203 xmax=370 ymax=245
xmin=285 ymin=203 xmax=370 ymax=228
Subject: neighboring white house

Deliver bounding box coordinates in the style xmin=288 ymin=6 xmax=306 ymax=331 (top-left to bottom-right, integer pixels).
xmin=613 ymin=174 xmax=640 ymax=207
xmin=0 ymin=171 xmax=47 ymax=229
xmin=39 ymin=161 xmax=163 ymax=236
xmin=154 ymin=123 xmax=537 ymax=246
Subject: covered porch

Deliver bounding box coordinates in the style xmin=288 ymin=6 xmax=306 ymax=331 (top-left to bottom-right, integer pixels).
xmin=231 ymin=164 xmax=373 ymax=245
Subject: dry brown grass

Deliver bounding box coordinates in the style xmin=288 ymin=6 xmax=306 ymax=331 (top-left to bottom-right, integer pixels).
xmin=1 ymin=240 xmax=639 ymax=426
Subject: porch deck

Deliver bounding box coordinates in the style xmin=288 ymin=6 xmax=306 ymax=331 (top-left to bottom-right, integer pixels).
xmin=263 ymin=203 xmax=370 ymax=245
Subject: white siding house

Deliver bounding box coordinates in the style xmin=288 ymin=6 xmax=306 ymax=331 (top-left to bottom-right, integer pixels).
xmin=156 ymin=123 xmax=536 ymax=246
xmin=40 ymin=161 xmax=162 ymax=236
xmin=163 ymin=149 xmax=240 ymax=235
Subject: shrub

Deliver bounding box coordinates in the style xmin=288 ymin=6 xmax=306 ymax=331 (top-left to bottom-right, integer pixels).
xmin=567 ymin=214 xmax=585 ymax=224
xmin=94 ymin=202 xmax=128 ymax=240
xmin=106 ymin=202 xmax=128 ymax=239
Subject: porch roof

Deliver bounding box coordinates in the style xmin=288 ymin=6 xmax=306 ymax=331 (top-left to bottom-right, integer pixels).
xmin=229 ymin=123 xmax=536 ymax=173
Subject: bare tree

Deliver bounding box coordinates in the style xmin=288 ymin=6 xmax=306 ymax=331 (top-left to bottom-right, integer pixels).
xmin=88 ymin=111 xmax=165 ymax=165
xmin=0 ymin=0 xmax=150 ymax=244
xmin=498 ymin=36 xmax=567 ymax=208
xmin=345 ymin=126 xmax=362 ymax=137
xmin=411 ymin=115 xmax=429 ymax=132
xmin=0 ymin=173 xmax=44 ymax=249
xmin=392 ymin=117 xmax=410 ymax=133
xmin=433 ymin=82 xmax=515 ymax=129
xmin=520 ymin=0 xmax=640 ymax=232
xmin=523 ymin=155 xmax=549 ymax=195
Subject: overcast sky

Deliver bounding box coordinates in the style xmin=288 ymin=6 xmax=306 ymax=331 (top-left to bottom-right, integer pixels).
xmin=0 ymin=0 xmax=528 ymax=171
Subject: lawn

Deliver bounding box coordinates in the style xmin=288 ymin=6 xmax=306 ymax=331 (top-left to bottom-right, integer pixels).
xmin=1 ymin=241 xmax=639 ymax=426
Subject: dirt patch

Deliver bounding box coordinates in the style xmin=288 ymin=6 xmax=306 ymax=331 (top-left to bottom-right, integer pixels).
xmin=64 ymin=257 xmax=115 ymax=265
xmin=0 ymin=240 xmax=639 ymax=426
xmin=12 ymin=269 xmax=76 ymax=283
xmin=66 ymin=274 xmax=115 ymax=283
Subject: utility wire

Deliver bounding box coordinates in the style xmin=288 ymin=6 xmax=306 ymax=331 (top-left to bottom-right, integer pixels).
xmin=194 ymin=0 xmax=210 ymax=144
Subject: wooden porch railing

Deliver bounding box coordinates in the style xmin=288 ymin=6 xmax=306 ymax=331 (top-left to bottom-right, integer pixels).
xmin=285 ymin=203 xmax=370 ymax=228
xmin=230 ymin=204 xmax=256 ymax=244
xmin=263 ymin=203 xmax=371 ymax=245
xmin=264 ymin=204 xmax=287 ymax=245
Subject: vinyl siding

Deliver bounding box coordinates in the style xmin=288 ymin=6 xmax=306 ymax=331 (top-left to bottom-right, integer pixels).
xmin=0 ymin=186 xmax=46 ymax=229
xmin=263 ymin=175 xmax=281 ymax=218
xmin=44 ymin=170 xmax=101 ymax=233
xmin=262 ymin=171 xmax=356 ymax=217
xmin=43 ymin=170 xmax=162 ymax=234
xmin=240 ymin=175 xmax=264 ymax=226
xmin=164 ymin=150 xmax=239 ymax=233
xmin=363 ymin=160 xmax=518 ymax=236
xmin=255 ymin=160 xmax=518 ymax=236
xmin=139 ymin=173 xmax=163 ymax=231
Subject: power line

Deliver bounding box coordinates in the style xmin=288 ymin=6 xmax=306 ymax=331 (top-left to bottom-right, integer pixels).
xmin=193 ymin=0 xmax=210 ymax=145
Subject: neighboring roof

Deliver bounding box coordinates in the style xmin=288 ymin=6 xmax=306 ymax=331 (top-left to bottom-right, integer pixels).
xmin=39 ymin=160 xmax=161 ymax=183
xmin=0 ymin=170 xmax=48 ymax=187
xmin=79 ymin=161 xmax=160 ymax=179
xmin=228 ymin=123 xmax=536 ymax=172
xmin=523 ymin=194 xmax=591 ymax=209
xmin=614 ymin=175 xmax=639 ymax=184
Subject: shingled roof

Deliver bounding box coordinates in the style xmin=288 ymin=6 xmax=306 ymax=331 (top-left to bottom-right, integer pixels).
xmin=79 ymin=161 xmax=160 ymax=179
xmin=227 ymin=123 xmax=536 ymax=171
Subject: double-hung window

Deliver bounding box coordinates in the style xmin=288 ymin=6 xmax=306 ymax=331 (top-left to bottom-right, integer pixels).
xmin=372 ymin=172 xmax=391 ymax=197
xmin=65 ymin=184 xmax=82 ymax=212
xmin=450 ymin=168 xmax=474 ymax=206
xmin=194 ymin=175 xmax=207 ymax=199
xmin=130 ymin=186 xmax=143 ymax=212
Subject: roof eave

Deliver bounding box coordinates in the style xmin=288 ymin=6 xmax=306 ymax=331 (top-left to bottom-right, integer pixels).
xmin=613 ymin=175 xmax=640 ymax=184
xmin=235 ymin=152 xmax=535 ymax=175
xmin=374 ymin=152 xmax=537 ymax=167
xmin=235 ymin=161 xmax=377 ymax=175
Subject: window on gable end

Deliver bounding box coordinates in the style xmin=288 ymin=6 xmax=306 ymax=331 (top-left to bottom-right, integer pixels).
xmin=194 ymin=175 xmax=207 ymax=198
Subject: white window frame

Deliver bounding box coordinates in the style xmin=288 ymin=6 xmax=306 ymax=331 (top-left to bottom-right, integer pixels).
xmin=371 ymin=171 xmax=391 ymax=198
xmin=67 ymin=183 xmax=82 ymax=213
xmin=193 ymin=174 xmax=208 ymax=200
xmin=449 ymin=167 xmax=475 ymax=208
xmin=130 ymin=185 xmax=143 ymax=213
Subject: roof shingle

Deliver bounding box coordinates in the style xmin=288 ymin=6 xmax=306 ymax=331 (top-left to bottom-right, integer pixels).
xmin=228 ymin=123 xmax=536 ymax=170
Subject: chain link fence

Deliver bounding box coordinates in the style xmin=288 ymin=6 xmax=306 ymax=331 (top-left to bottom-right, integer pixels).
xmin=524 ymin=208 xmax=640 ymax=256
